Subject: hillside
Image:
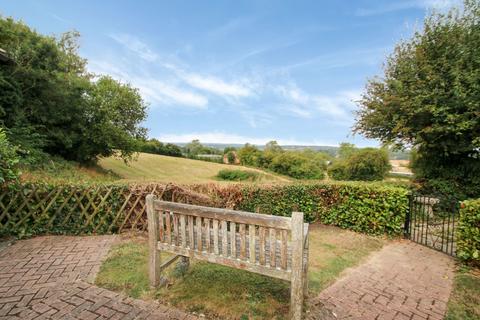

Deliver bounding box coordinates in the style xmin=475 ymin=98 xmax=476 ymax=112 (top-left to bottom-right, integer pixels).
xmin=99 ymin=152 xmax=287 ymax=184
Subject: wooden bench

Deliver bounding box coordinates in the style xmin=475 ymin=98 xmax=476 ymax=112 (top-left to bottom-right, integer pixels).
xmin=146 ymin=195 xmax=309 ymax=319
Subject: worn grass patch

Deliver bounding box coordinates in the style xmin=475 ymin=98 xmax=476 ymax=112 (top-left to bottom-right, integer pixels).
xmin=95 ymin=225 xmax=385 ymax=319
xmin=307 ymin=224 xmax=385 ymax=292
xmin=446 ymin=267 xmax=480 ymax=320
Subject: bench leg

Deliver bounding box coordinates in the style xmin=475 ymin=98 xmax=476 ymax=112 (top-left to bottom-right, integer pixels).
xmin=147 ymin=194 xmax=161 ymax=287
xmin=290 ymin=212 xmax=305 ymax=320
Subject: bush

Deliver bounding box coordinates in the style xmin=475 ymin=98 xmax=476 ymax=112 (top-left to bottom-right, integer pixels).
xmin=235 ymin=182 xmax=408 ymax=235
xmin=0 ymin=128 xmax=20 ymax=185
xmin=216 ymin=169 xmax=258 ymax=181
xmin=457 ymin=199 xmax=480 ymax=266
xmin=329 ymin=148 xmax=391 ymax=181
xmin=269 ymin=152 xmax=326 ymax=179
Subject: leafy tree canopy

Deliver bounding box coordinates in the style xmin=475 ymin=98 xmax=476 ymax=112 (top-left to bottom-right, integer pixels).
xmin=0 ymin=17 xmax=147 ymax=164
xmin=354 ymin=0 xmax=480 ymax=197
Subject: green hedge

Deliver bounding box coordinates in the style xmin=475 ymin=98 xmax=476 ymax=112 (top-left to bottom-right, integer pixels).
xmin=235 ymin=183 xmax=409 ymax=235
xmin=457 ymin=199 xmax=480 ymax=265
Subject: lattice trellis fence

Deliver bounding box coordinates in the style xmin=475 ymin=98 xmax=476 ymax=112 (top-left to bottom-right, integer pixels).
xmin=0 ymin=183 xmax=216 ymax=237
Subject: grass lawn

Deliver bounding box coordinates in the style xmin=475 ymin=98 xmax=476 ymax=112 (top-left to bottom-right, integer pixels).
xmin=446 ymin=267 xmax=480 ymax=320
xmin=95 ymin=225 xmax=385 ymax=319
xmin=99 ymin=152 xmax=288 ymax=184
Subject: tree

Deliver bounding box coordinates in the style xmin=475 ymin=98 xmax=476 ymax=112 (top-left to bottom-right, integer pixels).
xmin=237 ymin=143 xmax=262 ymax=166
xmin=0 ymin=17 xmax=147 ymax=164
xmin=329 ymin=148 xmax=391 ymax=181
xmin=81 ymin=76 xmax=147 ymax=162
xmin=338 ymin=143 xmax=356 ymax=159
xmin=354 ymin=1 xmax=480 ymax=197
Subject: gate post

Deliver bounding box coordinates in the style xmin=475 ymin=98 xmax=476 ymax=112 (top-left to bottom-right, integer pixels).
xmin=290 ymin=211 xmax=304 ymax=320
xmin=404 ymin=193 xmax=412 ymax=239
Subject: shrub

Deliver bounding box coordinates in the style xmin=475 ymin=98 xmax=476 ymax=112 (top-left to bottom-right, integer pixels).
xmin=0 ymin=128 xmax=20 ymax=185
xmin=457 ymin=199 xmax=480 ymax=266
xmin=216 ymin=169 xmax=258 ymax=181
xmin=269 ymin=152 xmax=326 ymax=180
xmin=329 ymin=148 xmax=391 ymax=181
xmin=235 ymin=182 xmax=408 ymax=235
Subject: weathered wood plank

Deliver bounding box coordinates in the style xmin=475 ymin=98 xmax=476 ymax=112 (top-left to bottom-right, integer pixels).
xmin=146 ymin=195 xmax=160 ymax=287
xmin=239 ymin=224 xmax=246 ymax=260
xmin=249 ymin=224 xmax=255 ymax=263
xmin=213 ymin=219 xmax=219 ymax=255
xmin=165 ymin=212 xmax=171 ymax=244
xmin=173 ymin=214 xmax=179 ymax=246
xmin=259 ymin=226 xmax=266 ymax=265
xmin=159 ymin=211 xmax=165 ymax=243
xmin=157 ymin=243 xmax=291 ymax=281
xmin=290 ymin=212 xmax=305 ymax=320
xmin=180 ymin=215 xmax=186 ymax=248
xmin=230 ymin=222 xmax=236 ymax=258
xmin=154 ymin=201 xmax=292 ymax=230
xmin=269 ymin=228 xmax=276 ymax=268
xmin=281 ymin=229 xmax=288 ymax=270
xmin=188 ymin=215 xmax=194 ymax=249
xmin=196 ymin=216 xmax=203 ymax=252
xmin=222 ymin=220 xmax=228 ymax=256
xmin=205 ymin=218 xmax=211 ymax=252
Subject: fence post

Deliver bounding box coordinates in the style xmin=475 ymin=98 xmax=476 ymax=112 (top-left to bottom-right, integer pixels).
xmin=290 ymin=211 xmax=304 ymax=320
xmin=147 ymin=194 xmax=161 ymax=287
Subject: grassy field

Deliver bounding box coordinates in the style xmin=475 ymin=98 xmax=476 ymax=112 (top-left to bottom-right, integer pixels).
xmin=95 ymin=225 xmax=385 ymax=319
xmin=99 ymin=152 xmax=287 ymax=184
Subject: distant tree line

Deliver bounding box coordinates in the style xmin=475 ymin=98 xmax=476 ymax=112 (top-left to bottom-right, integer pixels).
xmin=237 ymin=141 xmax=330 ymax=179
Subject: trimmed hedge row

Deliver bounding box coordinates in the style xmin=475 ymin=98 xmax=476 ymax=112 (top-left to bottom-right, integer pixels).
xmin=234 ymin=183 xmax=409 ymax=236
xmin=457 ymin=199 xmax=480 ymax=265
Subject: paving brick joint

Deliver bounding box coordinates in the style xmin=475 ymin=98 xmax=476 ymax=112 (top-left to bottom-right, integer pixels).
xmin=307 ymin=240 xmax=455 ymax=320
xmin=0 ymin=235 xmax=197 ymax=320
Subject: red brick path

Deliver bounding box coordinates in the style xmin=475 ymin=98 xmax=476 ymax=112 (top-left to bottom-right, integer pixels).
xmin=0 ymin=236 xmax=196 ymax=320
xmin=307 ymin=240 xmax=455 ymax=320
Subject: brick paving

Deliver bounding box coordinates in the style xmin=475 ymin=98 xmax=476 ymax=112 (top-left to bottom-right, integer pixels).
xmin=307 ymin=240 xmax=455 ymax=320
xmin=0 ymin=236 xmax=197 ymax=320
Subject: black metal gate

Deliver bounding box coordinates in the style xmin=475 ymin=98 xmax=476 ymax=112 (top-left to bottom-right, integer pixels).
xmin=404 ymin=194 xmax=459 ymax=256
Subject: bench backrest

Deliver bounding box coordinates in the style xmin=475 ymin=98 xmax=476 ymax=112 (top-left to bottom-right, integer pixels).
xmin=147 ymin=196 xmax=307 ymax=281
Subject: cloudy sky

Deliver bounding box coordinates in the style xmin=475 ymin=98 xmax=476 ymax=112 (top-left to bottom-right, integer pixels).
xmin=2 ymin=0 xmax=461 ymax=146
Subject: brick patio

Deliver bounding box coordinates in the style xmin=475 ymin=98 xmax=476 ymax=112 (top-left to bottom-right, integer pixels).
xmin=307 ymin=240 xmax=455 ymax=320
xmin=0 ymin=235 xmax=197 ymax=320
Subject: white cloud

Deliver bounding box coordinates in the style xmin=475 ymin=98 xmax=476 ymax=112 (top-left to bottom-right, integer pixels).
xmin=355 ymin=0 xmax=461 ymax=16
xmin=275 ymin=85 xmax=360 ymax=121
xmin=157 ymin=132 xmax=338 ymax=146
xmin=182 ymin=73 xmax=251 ymax=98
xmin=88 ymin=60 xmax=208 ymax=108
xmin=110 ymin=34 xmax=159 ymax=62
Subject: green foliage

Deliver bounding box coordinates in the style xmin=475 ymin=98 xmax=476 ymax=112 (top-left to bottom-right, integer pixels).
xmin=330 ymin=148 xmax=391 ymax=181
xmin=457 ymin=199 xmax=480 ymax=265
xmin=354 ymin=1 xmax=480 ymax=197
xmin=237 ymin=142 xmax=329 ymax=179
xmin=216 ymin=169 xmax=258 ymax=181
xmin=237 ymin=143 xmax=263 ymax=166
xmin=226 ymin=151 xmax=236 ymax=164
xmin=0 ymin=128 xmax=20 ymax=185
xmin=236 ymin=183 xmax=409 ymax=235
xmin=0 ymin=17 xmax=147 ymax=164
xmin=137 ymin=138 xmax=182 ymax=157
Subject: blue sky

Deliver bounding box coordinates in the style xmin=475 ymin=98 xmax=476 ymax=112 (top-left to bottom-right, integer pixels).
xmin=2 ymin=0 xmax=460 ymax=146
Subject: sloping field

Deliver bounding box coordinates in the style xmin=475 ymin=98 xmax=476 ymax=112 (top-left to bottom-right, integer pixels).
xmin=99 ymin=152 xmax=287 ymax=184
